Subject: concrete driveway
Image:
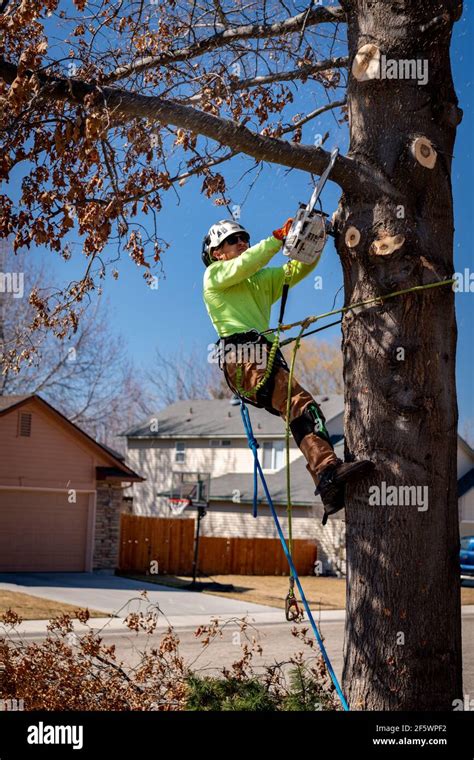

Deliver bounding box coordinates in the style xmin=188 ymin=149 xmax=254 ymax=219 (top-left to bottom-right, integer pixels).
xmin=0 ymin=571 xmax=290 ymax=628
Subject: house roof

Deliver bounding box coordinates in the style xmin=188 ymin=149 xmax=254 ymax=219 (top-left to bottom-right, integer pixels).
xmin=122 ymin=395 xmax=344 ymax=439
xmin=458 ymin=435 xmax=474 ymax=460
xmin=458 ymin=468 xmax=474 ymax=498
xmin=208 ymin=440 xmax=345 ymax=519
xmin=0 ymin=394 xmax=144 ymax=482
xmin=210 ymin=439 xmax=471 ymax=515
xmin=0 ymin=394 xmax=31 ymax=412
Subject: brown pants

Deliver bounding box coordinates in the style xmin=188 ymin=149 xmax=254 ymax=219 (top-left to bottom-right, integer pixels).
xmin=222 ymin=342 xmax=339 ymax=486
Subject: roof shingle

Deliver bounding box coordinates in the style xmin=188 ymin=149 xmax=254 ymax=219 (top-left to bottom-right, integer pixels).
xmin=122 ymin=395 xmax=344 ymax=438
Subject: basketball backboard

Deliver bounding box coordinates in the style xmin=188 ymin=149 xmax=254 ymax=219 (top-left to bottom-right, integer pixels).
xmin=169 ymin=471 xmax=210 ymax=504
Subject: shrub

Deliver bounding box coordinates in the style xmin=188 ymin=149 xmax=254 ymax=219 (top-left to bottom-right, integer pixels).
xmin=0 ymin=596 xmax=340 ymax=711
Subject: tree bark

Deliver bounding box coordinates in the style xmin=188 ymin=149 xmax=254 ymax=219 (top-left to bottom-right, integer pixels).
xmin=334 ymin=0 xmax=463 ymax=710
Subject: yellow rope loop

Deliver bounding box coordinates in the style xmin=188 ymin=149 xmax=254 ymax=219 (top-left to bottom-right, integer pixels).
xmin=234 ymin=333 xmax=280 ymax=398
xmin=267 ymin=278 xmax=455 ymax=336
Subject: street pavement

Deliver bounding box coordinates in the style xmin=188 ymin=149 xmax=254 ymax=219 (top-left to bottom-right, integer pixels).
xmin=0 ymin=571 xmax=281 ymax=622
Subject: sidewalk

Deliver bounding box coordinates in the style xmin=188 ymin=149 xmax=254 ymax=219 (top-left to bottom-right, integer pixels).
xmin=2 ymin=608 xmax=345 ymax=637
xmin=5 ymin=605 xmax=474 ymax=637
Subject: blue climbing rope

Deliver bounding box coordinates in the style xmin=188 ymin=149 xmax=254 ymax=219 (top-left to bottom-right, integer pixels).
xmin=247 ymin=421 xmax=259 ymax=519
xmin=240 ymin=400 xmax=350 ymax=712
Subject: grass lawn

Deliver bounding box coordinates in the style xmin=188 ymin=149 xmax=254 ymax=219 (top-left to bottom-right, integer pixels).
xmin=0 ymin=590 xmax=108 ymax=621
xmin=122 ymin=573 xmax=346 ymax=610
xmin=121 ymin=573 xmax=474 ymax=611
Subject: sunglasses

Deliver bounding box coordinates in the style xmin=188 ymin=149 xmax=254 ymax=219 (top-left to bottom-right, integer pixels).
xmin=222 ymin=233 xmax=250 ymax=246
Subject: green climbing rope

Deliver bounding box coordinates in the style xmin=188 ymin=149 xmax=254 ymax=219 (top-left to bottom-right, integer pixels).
xmin=262 ymin=278 xmax=456 ymax=338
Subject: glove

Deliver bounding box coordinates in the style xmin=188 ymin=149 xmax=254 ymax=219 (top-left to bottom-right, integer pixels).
xmin=272 ymin=218 xmax=293 ymax=241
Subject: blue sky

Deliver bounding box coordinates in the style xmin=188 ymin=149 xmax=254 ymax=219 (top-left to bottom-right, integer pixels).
xmin=8 ymin=4 xmax=474 ymax=436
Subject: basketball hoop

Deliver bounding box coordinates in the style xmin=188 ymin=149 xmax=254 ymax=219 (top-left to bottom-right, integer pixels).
xmin=168 ymin=497 xmax=191 ymax=516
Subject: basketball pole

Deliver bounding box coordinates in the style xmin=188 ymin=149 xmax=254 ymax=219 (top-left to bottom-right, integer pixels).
xmin=190 ymin=477 xmax=207 ymax=588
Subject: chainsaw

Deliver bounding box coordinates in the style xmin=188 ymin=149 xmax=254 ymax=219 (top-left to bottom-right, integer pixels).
xmin=282 ymin=147 xmax=339 ymax=265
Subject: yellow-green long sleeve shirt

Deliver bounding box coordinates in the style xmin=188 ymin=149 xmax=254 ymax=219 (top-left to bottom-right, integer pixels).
xmin=203 ymin=236 xmax=320 ymax=342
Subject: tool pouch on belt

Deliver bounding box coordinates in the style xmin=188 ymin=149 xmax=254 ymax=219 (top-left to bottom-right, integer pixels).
xmin=216 ymin=330 xmax=288 ymax=417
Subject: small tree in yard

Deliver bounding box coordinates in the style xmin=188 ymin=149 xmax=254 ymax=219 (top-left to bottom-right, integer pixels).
xmin=0 ymin=1 xmax=464 ymax=708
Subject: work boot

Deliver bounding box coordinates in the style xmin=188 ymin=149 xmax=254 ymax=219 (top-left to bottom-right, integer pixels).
xmin=316 ymin=460 xmax=375 ymax=526
xmin=299 ymin=432 xmax=340 ymax=486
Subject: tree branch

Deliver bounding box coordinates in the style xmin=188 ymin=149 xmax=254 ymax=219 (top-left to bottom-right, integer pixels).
xmin=185 ymin=56 xmax=348 ymax=103
xmin=281 ymin=98 xmax=346 ymax=134
xmin=0 ymin=56 xmax=400 ymax=200
xmin=213 ymin=0 xmax=228 ymax=28
xmin=104 ymin=5 xmax=345 ymax=83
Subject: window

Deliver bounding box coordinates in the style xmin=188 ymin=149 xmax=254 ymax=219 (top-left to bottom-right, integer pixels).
xmin=210 ymin=439 xmax=232 ymax=447
xmin=262 ymin=441 xmax=284 ymax=470
xmin=175 ymin=442 xmax=186 ymax=463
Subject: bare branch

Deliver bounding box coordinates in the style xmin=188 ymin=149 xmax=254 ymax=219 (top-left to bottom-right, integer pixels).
xmin=282 ymin=98 xmax=346 ymax=133
xmin=213 ymin=0 xmax=228 ymax=28
xmin=185 ymin=56 xmax=348 ymax=103
xmin=105 ymin=5 xmax=346 ymax=83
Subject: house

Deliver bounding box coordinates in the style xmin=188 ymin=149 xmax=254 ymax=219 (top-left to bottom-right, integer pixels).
xmin=123 ymin=395 xmax=343 ymax=574
xmin=0 ymin=395 xmax=144 ymax=572
xmin=458 ymin=436 xmax=474 ymax=537
xmin=123 ymin=396 xmax=474 ymax=576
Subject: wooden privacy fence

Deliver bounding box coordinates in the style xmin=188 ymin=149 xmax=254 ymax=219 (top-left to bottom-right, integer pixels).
xmin=119 ymin=514 xmax=195 ymax=575
xmin=119 ymin=514 xmax=317 ymax=576
xmin=199 ymin=536 xmax=316 ymax=575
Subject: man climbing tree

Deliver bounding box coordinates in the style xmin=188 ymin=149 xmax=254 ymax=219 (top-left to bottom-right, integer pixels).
xmin=0 ymin=0 xmax=464 ymax=710
xmin=202 ymin=217 xmax=374 ymax=525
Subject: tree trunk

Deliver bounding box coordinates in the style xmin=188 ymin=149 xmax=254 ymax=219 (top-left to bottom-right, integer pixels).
xmin=335 ymin=0 xmax=464 ymax=710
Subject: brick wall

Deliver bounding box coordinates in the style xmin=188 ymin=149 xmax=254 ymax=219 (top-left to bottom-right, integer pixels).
xmin=93 ymin=483 xmax=127 ymax=569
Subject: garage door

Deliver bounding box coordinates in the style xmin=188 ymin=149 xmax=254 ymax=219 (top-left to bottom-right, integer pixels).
xmin=0 ymin=490 xmax=91 ymax=571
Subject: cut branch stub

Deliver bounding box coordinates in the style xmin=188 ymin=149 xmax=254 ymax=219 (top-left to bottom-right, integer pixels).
xmin=411 ymin=137 xmax=437 ymax=169
xmin=371 ymin=234 xmax=405 ymax=256
xmin=352 ymin=44 xmax=381 ymax=81
xmin=345 ymin=226 xmax=361 ymax=248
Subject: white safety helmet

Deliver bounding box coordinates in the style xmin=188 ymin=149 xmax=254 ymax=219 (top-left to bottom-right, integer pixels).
xmin=201 ymin=219 xmax=250 ymax=266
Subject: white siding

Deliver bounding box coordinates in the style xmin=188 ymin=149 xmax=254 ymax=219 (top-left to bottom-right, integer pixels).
xmin=126 ymin=437 xmax=302 ymax=514
xmin=460 ymin=489 xmax=474 ymax=530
